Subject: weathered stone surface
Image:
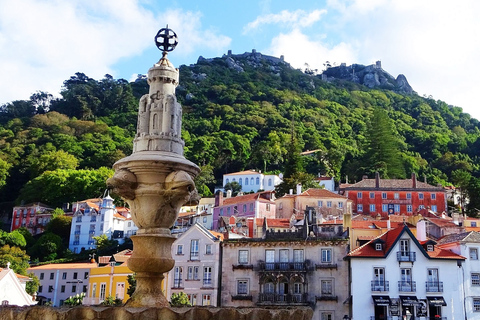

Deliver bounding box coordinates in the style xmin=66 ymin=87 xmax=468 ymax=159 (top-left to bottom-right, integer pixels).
xmin=0 ymin=306 xmax=313 ymax=320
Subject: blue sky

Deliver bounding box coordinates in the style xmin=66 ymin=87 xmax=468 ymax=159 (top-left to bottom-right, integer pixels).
xmin=1 ymin=0 xmax=480 ymax=120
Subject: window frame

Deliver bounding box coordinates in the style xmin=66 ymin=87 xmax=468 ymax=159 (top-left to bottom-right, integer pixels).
xmin=321 ymin=248 xmax=332 ymax=263
xmin=238 ymin=250 xmax=249 ymax=265
xmin=472 ymin=273 xmax=480 ymax=286
xmin=474 ymin=298 xmax=480 ymax=312
xmin=471 ymin=248 xmax=479 ymax=260
xmin=237 ymin=279 xmax=249 ymax=295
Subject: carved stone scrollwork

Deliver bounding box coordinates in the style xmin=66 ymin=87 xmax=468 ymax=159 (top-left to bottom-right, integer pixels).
xmin=106 ymin=169 xmax=137 ymax=200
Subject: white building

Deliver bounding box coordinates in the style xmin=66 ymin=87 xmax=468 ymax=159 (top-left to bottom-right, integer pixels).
xmin=347 ymin=222 xmax=465 ymax=320
xmin=0 ymin=264 xmax=36 ymax=306
xmin=68 ymin=195 xmax=137 ymax=253
xmin=166 ymin=223 xmax=222 ymax=306
xmin=28 ymin=262 xmax=97 ymax=306
xmin=437 ymin=231 xmax=480 ymax=319
xmin=223 ymin=170 xmax=282 ymax=193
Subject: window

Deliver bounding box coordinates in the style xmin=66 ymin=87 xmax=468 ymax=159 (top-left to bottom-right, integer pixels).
xmin=227 ymin=207 xmax=231 ymax=215
xmin=374 ymin=268 xmax=385 ymax=285
xmin=318 ymin=201 xmax=323 ymax=207
xmin=268 ymin=179 xmax=272 ymax=187
xmin=357 ymin=192 xmax=362 ymax=199
xmin=382 ymin=192 xmax=387 ymax=199
xmin=327 ymin=201 xmax=332 ymax=208
xmin=203 ymin=267 xmax=212 ymax=284
xmin=92 ymin=283 xmax=97 ymax=298
xmin=72 ymin=285 xmax=76 ymax=293
xmin=406 ymin=193 xmax=411 ymax=199
xmin=321 ymin=313 xmax=333 ymax=320
xmin=174 ymin=267 xmax=183 ymax=288
xmin=419 ymin=193 xmax=424 ymax=200
xmin=250 ymin=178 xmax=254 ymax=185
xmin=40 ymin=273 xmax=44 ymax=280
xmin=38 ymin=286 xmax=42 ymax=293
xmin=100 ymin=283 xmax=106 ymax=300
xmin=294 ymin=282 xmax=303 ymax=295
xmin=394 ymin=204 xmax=400 ymax=213
xmin=431 ymin=193 xmax=436 ymax=200
xmin=407 ymin=205 xmax=413 ymax=213
xmin=219 ymin=208 xmax=223 ymax=216
xmin=266 ymin=204 xmax=271 ymax=211
xmin=62 ymin=272 xmax=67 ymax=280
xmin=370 ymin=192 xmax=375 ymax=199
xmin=419 ymin=205 xmax=425 ymax=209
xmin=474 ymin=298 xmax=480 ymax=312
xmin=473 ymin=222 xmax=478 ymax=227
xmin=193 ymin=266 xmax=199 ymax=280
xmin=48 ymin=285 xmax=53 ymax=293
xmin=357 ymin=204 xmax=363 ymax=212
xmin=400 ymin=268 xmax=412 ymax=285
xmin=256 ymin=177 xmax=260 ymax=185
xmin=177 ymin=245 xmax=183 ymax=256
xmin=394 ymin=193 xmax=399 ymax=199
xmin=205 ymin=244 xmax=212 ymax=255
xmin=226 ymin=178 xmax=229 ymax=184
xmin=203 ymin=217 xmax=207 ymax=223
xmin=431 ymin=205 xmax=437 ymax=212
xmin=73 ymin=272 xmax=78 ymax=280
xmin=61 ymin=285 xmax=65 ymax=293
xmin=375 ymin=243 xmax=382 ymax=251
xmin=370 ymin=204 xmax=376 ymax=212
xmin=264 ymin=282 xmax=274 ymax=294
xmin=472 ymin=273 xmax=480 ymax=286
xmin=188 ymin=294 xmax=197 ymax=305
xmin=400 ymin=239 xmax=410 ymax=254
xmin=250 ymin=203 xmax=254 ymax=211
xmin=187 ymin=266 xmax=194 ymax=280
xmin=239 ymin=178 xmax=242 ymax=185
xmin=190 ymin=240 xmax=199 ymax=260
xmin=293 ymin=249 xmax=304 ymax=262
xmin=243 ymin=204 xmax=247 ymax=213
xmin=83 ymin=285 xmax=87 ymax=293
xmin=427 ymin=245 xmax=434 ymax=251
xmin=202 ymin=294 xmax=211 ymax=306
xmin=238 ymin=250 xmax=249 ymax=264
xmin=84 ymin=272 xmax=89 ymax=279
xmin=338 ymin=202 xmax=343 ymax=208
xmin=382 ymin=204 xmax=388 ymax=212
xmin=245 ymin=178 xmax=249 ymax=186
xmin=471 ymin=248 xmax=479 ymax=260
xmin=50 ymin=272 xmax=54 ymax=280
xmin=321 ymin=280 xmax=333 ymax=295
xmin=321 ymin=249 xmax=332 ymax=263
xmin=237 ymin=280 xmax=248 ymax=295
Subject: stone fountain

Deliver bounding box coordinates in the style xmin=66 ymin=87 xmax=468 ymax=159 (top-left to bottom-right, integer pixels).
xmin=106 ymin=26 xmax=200 ymax=307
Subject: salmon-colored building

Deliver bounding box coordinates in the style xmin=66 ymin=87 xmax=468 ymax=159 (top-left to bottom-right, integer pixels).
xmin=340 ymin=173 xmax=447 ymax=217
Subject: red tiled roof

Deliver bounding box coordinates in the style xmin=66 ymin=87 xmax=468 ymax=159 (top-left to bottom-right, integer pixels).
xmin=113 ymin=213 xmax=126 ymax=220
xmin=343 ymin=179 xmax=442 ymax=190
xmin=281 ymin=188 xmax=346 ymax=199
xmin=427 ymin=217 xmax=458 ymax=228
xmin=224 ymin=170 xmax=261 ymax=176
xmin=255 ymin=218 xmax=291 ymax=228
xmin=222 ymin=192 xmax=274 ymax=205
xmin=28 ymin=262 xmax=97 ymax=270
xmin=426 ymin=246 xmax=465 ymax=259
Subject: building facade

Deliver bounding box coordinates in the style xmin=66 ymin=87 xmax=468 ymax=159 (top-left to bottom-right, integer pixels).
xmin=221 ymin=235 xmax=349 ymax=320
xmin=222 ymin=170 xmax=282 ymax=193
xmin=83 ymin=264 xmax=133 ymax=305
xmin=10 ymin=203 xmax=55 ymax=234
xmin=0 ymin=265 xmax=36 ymax=306
xmin=347 ymin=223 xmax=465 ymax=320
xmin=166 ymin=223 xmax=222 ymax=306
xmin=340 ymin=173 xmax=447 ymax=216
xmin=213 ymin=191 xmax=276 ymax=230
xmin=28 ymin=262 xmax=96 ymax=306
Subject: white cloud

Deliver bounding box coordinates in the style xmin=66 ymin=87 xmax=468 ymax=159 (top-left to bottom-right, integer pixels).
xmin=243 ymin=9 xmax=326 ymax=34
xmin=267 ymin=29 xmax=356 ymax=72
xmin=0 ymin=0 xmax=230 ymax=104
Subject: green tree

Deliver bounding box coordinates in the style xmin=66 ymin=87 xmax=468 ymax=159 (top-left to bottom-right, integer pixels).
xmin=467 ymin=177 xmax=480 ymax=217
xmin=194 ymin=164 xmax=215 ymax=197
xmin=93 ymin=234 xmax=118 ymax=251
xmin=170 ymin=292 xmax=191 ymax=307
xmin=0 ymin=245 xmax=30 ymax=275
xmin=0 ymin=158 xmax=11 ymax=189
xmin=451 ymin=169 xmax=472 ymax=214
xmin=25 ymin=149 xmax=79 ymax=178
xmin=45 ymin=215 xmax=72 ymax=241
xmin=224 ymin=181 xmax=242 ymax=196
xmin=363 ymin=107 xmax=405 ymax=179
xmin=25 ymin=273 xmax=40 ymax=295
xmin=127 ymin=274 xmax=136 ymax=296
xmin=28 ymin=232 xmax=63 ymax=262
xmin=0 ymin=230 xmax=27 ymax=248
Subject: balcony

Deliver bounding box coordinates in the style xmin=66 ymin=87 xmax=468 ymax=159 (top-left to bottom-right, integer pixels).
xmin=315 ymin=294 xmax=338 ymax=302
xmin=232 ymin=264 xmax=254 ymax=271
xmin=259 ymin=262 xmax=307 ymax=272
xmin=203 ymin=279 xmax=212 ymax=287
xmin=172 ymin=279 xmax=183 ymax=289
xmin=315 ymin=263 xmax=337 ymax=270
xmin=231 ymin=295 xmax=253 ymax=301
xmin=258 ymin=293 xmax=309 ymax=305
xmin=371 ymin=281 xmax=389 ymax=292
xmin=397 ymin=251 xmax=416 ymax=262
xmin=426 ymin=281 xmax=443 ymax=292
xmin=398 ymin=281 xmax=416 ymax=292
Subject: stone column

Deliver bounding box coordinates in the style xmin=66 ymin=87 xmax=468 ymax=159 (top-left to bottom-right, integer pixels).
xmin=107 ymin=28 xmax=199 ymax=307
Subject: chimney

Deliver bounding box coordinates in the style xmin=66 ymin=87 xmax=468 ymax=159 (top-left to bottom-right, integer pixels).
xmin=226 ymin=190 xmax=232 ymax=198
xmin=416 ymin=219 xmax=427 ymax=241
xmin=375 ymin=172 xmax=380 ymax=188
xmin=289 ymin=189 xmax=293 ymax=195
xmin=412 ymin=173 xmax=417 ymax=189
xmin=296 ymin=184 xmax=302 ymax=195
xmin=215 ymin=190 xmax=224 ymax=206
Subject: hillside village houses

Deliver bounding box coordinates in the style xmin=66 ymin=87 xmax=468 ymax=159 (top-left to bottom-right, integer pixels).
xmin=0 ymin=263 xmax=36 ymax=306
xmin=68 ymin=194 xmax=138 ymax=253
xmin=10 ymin=202 xmax=58 ymax=235
xmin=222 ymin=170 xmax=282 ymax=193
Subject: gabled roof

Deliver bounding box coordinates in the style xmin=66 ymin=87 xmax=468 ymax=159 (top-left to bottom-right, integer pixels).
xmin=343 ymin=179 xmax=442 ymax=190
xmin=348 ymin=225 xmax=464 ymax=260
xmin=280 ymin=188 xmax=346 ymax=199
xmin=176 ymin=222 xmax=223 ymax=243
xmin=222 ymin=192 xmax=274 ymax=205
xmin=437 ymin=231 xmax=480 ymax=245
xmin=351 ymin=220 xmax=409 ymax=229
xmin=28 ymin=262 xmax=97 ymax=270
xmin=255 ymin=218 xmax=291 ymax=228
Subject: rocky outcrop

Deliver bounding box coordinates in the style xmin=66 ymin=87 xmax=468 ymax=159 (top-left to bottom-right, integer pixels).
xmin=0 ymin=306 xmax=314 ymax=320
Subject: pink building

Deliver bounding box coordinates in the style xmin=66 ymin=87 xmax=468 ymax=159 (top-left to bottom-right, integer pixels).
xmin=212 ymin=191 xmax=275 ymax=230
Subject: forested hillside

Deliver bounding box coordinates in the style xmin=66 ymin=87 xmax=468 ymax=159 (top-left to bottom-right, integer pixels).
xmin=1 ymin=51 xmax=480 ymax=217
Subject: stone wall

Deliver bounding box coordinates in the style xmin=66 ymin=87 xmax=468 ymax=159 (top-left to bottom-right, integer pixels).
xmin=0 ymin=306 xmax=313 ymax=320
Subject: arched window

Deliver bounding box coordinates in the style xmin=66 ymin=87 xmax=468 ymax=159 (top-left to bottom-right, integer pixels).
xmin=256 ymin=177 xmax=260 ymax=185
xmin=233 ymin=178 xmax=236 ymax=182
xmin=245 ymin=178 xmax=249 ymax=186
xmin=268 ymin=179 xmax=272 ymax=186
xmin=263 ymin=282 xmax=275 ymax=302
xmin=239 ymin=178 xmax=242 ymax=185
xmin=226 ymin=178 xmax=230 ymax=184
xmin=250 ymin=178 xmax=254 ymax=185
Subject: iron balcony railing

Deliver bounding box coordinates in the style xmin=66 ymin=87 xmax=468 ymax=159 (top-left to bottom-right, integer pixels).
xmin=397 ymin=251 xmax=416 ymax=262
xmin=426 ymin=281 xmax=443 ymax=292
xmin=398 ymin=281 xmax=416 ymax=292
xmin=371 ymin=280 xmax=389 ymax=292
xmin=259 ymin=262 xmax=307 ymax=271
xmin=258 ymin=293 xmax=308 ymax=304
xmin=173 ymin=279 xmax=183 ymax=288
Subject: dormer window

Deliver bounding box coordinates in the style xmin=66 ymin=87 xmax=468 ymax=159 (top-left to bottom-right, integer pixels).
xmin=427 ymin=245 xmax=434 ymax=251
xmin=375 ymin=243 xmax=382 ymax=251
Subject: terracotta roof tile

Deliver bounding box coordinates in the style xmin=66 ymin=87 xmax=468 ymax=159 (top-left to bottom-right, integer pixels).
xmin=224 ymin=170 xmax=261 ymax=176
xmin=255 ymin=218 xmax=291 ymax=228
xmin=28 ymin=262 xmax=97 ymax=270
xmin=344 ymin=179 xmax=442 ymax=190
